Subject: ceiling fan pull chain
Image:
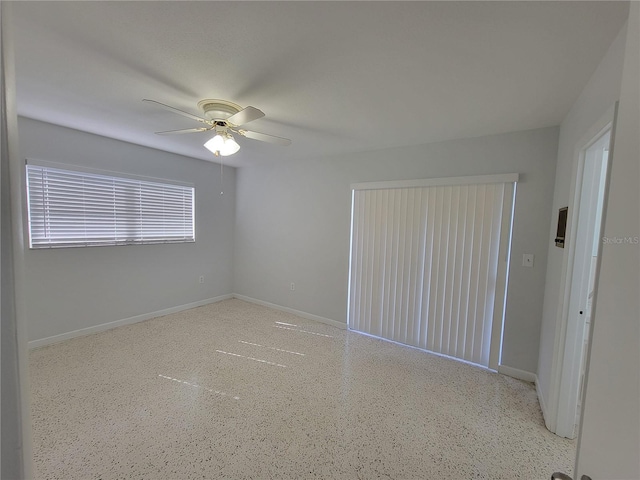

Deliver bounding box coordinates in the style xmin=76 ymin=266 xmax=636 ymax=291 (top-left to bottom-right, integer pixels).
xmin=220 ymin=158 xmax=224 ymax=195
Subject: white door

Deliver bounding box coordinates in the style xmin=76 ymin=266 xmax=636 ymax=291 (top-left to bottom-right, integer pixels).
xmin=556 ymin=129 xmax=611 ymax=438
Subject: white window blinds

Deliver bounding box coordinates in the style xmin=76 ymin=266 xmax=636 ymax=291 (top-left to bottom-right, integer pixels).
xmin=348 ymin=175 xmax=517 ymax=369
xmin=26 ymin=163 xmax=195 ymax=249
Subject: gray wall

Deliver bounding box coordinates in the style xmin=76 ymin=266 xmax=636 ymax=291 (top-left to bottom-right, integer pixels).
xmin=577 ymin=4 xmax=639 ymax=477
xmin=18 ymin=118 xmax=236 ymax=342
xmin=537 ymin=22 xmax=627 ymax=413
xmin=234 ymin=127 xmax=559 ymax=374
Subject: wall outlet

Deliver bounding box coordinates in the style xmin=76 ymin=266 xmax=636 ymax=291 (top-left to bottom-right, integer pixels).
xmin=199 ymin=275 xmax=205 ymax=284
xmin=522 ymin=254 xmax=534 ymax=267
xmin=290 ymin=282 xmax=295 ymax=291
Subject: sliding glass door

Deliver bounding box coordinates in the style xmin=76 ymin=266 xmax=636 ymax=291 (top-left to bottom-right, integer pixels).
xmin=348 ymin=175 xmax=517 ymax=369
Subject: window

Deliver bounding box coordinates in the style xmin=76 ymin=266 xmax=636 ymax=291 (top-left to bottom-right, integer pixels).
xmin=26 ymin=162 xmax=195 ymax=249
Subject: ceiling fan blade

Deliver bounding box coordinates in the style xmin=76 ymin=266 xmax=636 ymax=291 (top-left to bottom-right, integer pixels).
xmin=143 ymin=99 xmax=208 ymax=124
xmin=238 ymin=129 xmax=291 ymax=146
xmin=226 ymin=106 xmax=265 ymax=126
xmin=154 ymin=127 xmax=211 ymax=135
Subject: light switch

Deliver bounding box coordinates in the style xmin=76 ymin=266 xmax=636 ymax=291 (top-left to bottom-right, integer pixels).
xmin=522 ymin=254 xmax=534 ymax=267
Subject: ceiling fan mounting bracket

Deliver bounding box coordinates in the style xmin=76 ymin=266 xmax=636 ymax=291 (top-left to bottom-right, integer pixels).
xmin=214 ymin=124 xmax=229 ymax=135
xmin=197 ymin=99 xmax=242 ymax=122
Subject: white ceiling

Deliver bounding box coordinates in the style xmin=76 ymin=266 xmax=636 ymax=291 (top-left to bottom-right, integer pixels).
xmin=10 ymin=1 xmax=628 ymax=167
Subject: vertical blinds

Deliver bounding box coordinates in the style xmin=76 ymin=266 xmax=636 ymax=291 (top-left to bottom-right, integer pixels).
xmin=26 ymin=163 xmax=195 ymax=248
xmin=348 ymin=178 xmax=515 ymax=368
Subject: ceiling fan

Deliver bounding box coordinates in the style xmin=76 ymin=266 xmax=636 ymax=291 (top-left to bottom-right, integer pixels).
xmin=143 ymin=98 xmax=291 ymax=156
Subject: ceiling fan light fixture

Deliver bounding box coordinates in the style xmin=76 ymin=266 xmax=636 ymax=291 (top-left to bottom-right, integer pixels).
xmin=204 ymin=133 xmax=240 ymax=156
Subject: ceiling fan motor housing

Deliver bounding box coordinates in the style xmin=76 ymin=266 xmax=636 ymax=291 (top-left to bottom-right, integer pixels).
xmin=197 ymin=99 xmax=242 ymax=122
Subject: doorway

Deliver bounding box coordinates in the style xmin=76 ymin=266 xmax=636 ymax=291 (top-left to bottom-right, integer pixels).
xmin=555 ymin=125 xmax=612 ymax=439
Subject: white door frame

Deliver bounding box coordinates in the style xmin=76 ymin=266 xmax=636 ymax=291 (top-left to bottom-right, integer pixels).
xmin=547 ymin=104 xmax=617 ymax=439
xmin=2 ymin=2 xmax=34 ymax=477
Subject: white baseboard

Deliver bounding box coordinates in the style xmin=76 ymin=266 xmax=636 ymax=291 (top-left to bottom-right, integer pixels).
xmin=498 ymin=364 xmax=537 ymax=383
xmin=28 ymin=294 xmax=233 ymax=349
xmin=232 ymin=294 xmax=347 ymax=330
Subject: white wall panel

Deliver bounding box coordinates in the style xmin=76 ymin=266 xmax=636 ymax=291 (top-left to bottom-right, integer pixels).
xmin=234 ymin=127 xmax=557 ymax=374
xmin=537 ymin=23 xmax=627 ymax=418
xmin=18 ymin=118 xmax=236 ymax=342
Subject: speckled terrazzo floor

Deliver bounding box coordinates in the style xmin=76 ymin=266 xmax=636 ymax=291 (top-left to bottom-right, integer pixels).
xmin=30 ymin=299 xmax=574 ymax=479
